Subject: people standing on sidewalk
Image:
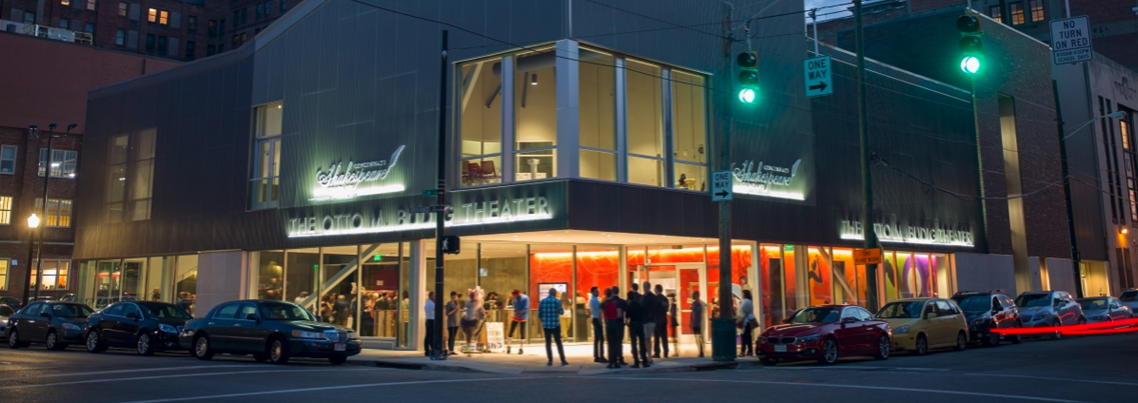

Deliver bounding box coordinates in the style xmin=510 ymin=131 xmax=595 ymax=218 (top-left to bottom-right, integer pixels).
xmin=602 ymin=287 xmax=627 ymax=369
xmin=424 ymin=291 xmax=436 ymax=357
xmin=691 ymin=290 xmax=706 ymax=358
xmin=588 ymin=286 xmax=606 ymax=363
xmin=460 ymin=287 xmax=486 ymax=354
xmin=539 ymin=288 xmax=569 ymax=366
xmin=626 ymin=284 xmax=649 ymax=368
xmin=445 ymin=291 xmax=460 ymax=355
xmin=653 ymin=284 xmax=671 ymax=358
xmin=739 ymin=289 xmax=756 ymax=357
xmin=641 ymin=282 xmax=657 ymax=364
xmin=507 ymin=290 xmax=529 ymax=354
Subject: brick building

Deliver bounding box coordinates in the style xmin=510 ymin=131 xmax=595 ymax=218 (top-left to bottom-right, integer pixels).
xmin=814 ymin=0 xmax=1138 ymax=72
xmin=0 ymin=0 xmax=299 ymax=61
xmin=0 ymin=30 xmax=177 ymax=301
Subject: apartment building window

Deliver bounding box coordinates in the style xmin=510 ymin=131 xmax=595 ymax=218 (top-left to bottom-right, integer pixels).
xmin=207 ymin=44 xmax=216 ymax=55
xmin=61 ymin=0 xmax=70 ymax=7
xmin=86 ymin=0 xmax=95 ymax=10
xmin=208 ymin=19 xmax=216 ymax=36
xmin=251 ymin=102 xmax=283 ymax=209
xmin=0 ymin=196 xmax=11 ymax=224
xmin=38 ymin=149 xmax=78 ymax=178
xmin=145 ymin=33 xmax=155 ymax=50
xmin=280 ymin=0 xmax=287 ymax=12
xmin=241 ymin=8 xmax=247 ymax=24
xmin=159 ymin=10 xmax=168 ymax=25
xmin=0 ymin=145 xmax=16 ymax=174
xmin=115 ymin=29 xmax=125 ymax=45
xmin=240 ymin=32 xmax=247 ymax=43
xmin=219 ymin=19 xmax=225 ymax=36
xmin=0 ymin=259 xmax=8 ymax=291
xmin=1009 ymin=2 xmax=1025 ymax=25
xmin=118 ymin=1 xmax=127 ymax=16
xmin=186 ymin=41 xmax=195 ymax=60
xmin=157 ymin=36 xmax=168 ymax=53
xmin=231 ymin=34 xmax=239 ymax=47
xmin=147 ymin=7 xmax=157 ymax=22
xmin=85 ymin=22 xmax=94 ymax=34
xmin=187 ymin=15 xmax=197 ymax=34
xmin=59 ymin=18 xmax=69 ymax=29
xmin=233 ymin=10 xmax=238 ymax=27
xmin=23 ymin=12 xmax=36 ymax=24
xmin=35 ymin=198 xmax=73 ymax=227
xmin=263 ymin=1 xmax=271 ymax=17
xmin=31 ymin=260 xmax=69 ymax=290
xmin=256 ymin=2 xmax=263 ymax=19
xmin=989 ymin=6 xmax=1002 ymax=22
xmin=1028 ymin=0 xmax=1044 ymax=22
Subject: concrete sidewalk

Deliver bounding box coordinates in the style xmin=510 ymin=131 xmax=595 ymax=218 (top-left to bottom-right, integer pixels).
xmin=349 ymin=344 xmax=759 ymax=375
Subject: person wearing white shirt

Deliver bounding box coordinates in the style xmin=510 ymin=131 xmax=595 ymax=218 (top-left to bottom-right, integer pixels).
xmin=424 ymin=292 xmax=436 ymax=357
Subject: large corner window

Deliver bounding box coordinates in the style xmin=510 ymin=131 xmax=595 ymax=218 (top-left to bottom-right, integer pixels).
xmin=672 ymin=71 xmax=708 ymax=191
xmin=579 ymin=48 xmax=617 ymax=181
xmin=131 ymin=129 xmax=156 ymax=221
xmin=626 ymin=59 xmax=665 ymax=187
xmin=106 ymin=134 xmax=128 ymax=223
xmin=251 ymin=102 xmax=282 ymax=210
xmin=105 ymin=129 xmax=157 ymax=223
xmin=38 ymin=148 xmax=78 ymax=178
xmin=514 ymin=48 xmax=558 ymax=182
xmin=458 ymin=58 xmax=503 ymax=186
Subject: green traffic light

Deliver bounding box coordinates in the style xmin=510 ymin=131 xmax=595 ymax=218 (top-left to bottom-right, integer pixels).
xmin=738 ymin=88 xmax=757 ymax=104
xmin=960 ymin=56 xmax=981 ymax=74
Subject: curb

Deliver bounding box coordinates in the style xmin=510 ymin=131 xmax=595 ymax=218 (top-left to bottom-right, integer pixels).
xmin=353 ymin=358 xmax=762 ymax=375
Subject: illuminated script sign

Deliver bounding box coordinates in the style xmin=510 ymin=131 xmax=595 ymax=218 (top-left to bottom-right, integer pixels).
xmin=312 ymin=145 xmax=406 ymax=201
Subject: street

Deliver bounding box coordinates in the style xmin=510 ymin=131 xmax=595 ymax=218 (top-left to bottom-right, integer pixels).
xmin=0 ymin=332 xmax=1134 ymax=403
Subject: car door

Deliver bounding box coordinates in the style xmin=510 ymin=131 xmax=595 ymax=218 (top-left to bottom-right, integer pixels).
xmin=1057 ymin=292 xmax=1077 ymax=325
xmin=233 ymin=303 xmax=267 ymax=352
xmin=856 ymin=307 xmax=882 ymax=352
xmin=96 ymin=303 xmax=124 ymax=345
xmin=206 ymin=303 xmax=242 ymax=352
xmin=115 ymin=303 xmax=144 ymax=344
xmin=833 ymin=307 xmax=862 ymax=353
xmin=934 ymin=300 xmax=958 ymax=346
xmin=1108 ymin=298 xmax=1127 ymax=321
xmin=18 ymin=303 xmax=47 ymax=341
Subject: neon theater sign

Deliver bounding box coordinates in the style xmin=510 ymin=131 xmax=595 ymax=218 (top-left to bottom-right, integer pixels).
xmin=839 ymin=220 xmax=974 ymax=247
xmin=287 ymin=197 xmax=554 ymax=238
xmin=731 ymin=159 xmax=805 ymax=200
xmin=310 ymin=145 xmax=407 ymax=201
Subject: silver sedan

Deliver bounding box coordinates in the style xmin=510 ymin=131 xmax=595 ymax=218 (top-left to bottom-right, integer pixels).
xmin=1077 ymin=297 xmax=1132 ymax=324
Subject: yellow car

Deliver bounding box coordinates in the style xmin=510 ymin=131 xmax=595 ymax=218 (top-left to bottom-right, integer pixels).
xmin=875 ymin=298 xmax=968 ymax=355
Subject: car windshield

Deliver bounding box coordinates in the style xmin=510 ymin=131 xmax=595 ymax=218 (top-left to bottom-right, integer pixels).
xmin=877 ymin=301 xmax=924 ymax=319
xmin=1015 ymin=294 xmax=1050 ymax=307
xmin=1078 ymin=299 xmax=1109 ymax=310
xmin=789 ymin=307 xmax=841 ymax=324
xmin=260 ymin=302 xmax=315 ymax=321
xmin=138 ymin=303 xmax=192 ymax=319
xmin=52 ymin=304 xmax=93 ymax=318
xmin=1121 ymin=291 xmax=1138 ymax=302
xmin=953 ymin=295 xmax=990 ymax=312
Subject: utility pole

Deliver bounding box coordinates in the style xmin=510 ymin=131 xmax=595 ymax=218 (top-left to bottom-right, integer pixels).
xmin=854 ymin=0 xmax=880 ymax=312
xmin=1053 ymin=80 xmax=1082 ymax=298
xmin=711 ymin=1 xmax=737 ymax=363
xmin=431 ymin=29 xmax=449 ymax=360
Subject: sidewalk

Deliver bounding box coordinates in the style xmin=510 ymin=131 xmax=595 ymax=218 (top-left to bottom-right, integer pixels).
xmin=349 ymin=344 xmax=759 ymax=375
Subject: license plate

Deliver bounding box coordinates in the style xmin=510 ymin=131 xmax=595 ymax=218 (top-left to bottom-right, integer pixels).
xmin=774 ymin=345 xmax=787 ymax=353
xmin=334 ymin=343 xmax=346 ymax=352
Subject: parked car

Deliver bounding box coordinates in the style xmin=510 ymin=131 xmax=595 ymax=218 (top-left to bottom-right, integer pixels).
xmin=1016 ymin=290 xmax=1085 ymax=340
xmin=85 ymin=301 xmax=193 ymax=355
xmin=1119 ymin=289 xmax=1138 ymax=313
xmin=757 ymin=305 xmax=891 ymax=365
xmin=952 ymin=291 xmax=1022 ymax=346
xmin=0 ymin=297 xmax=22 ymax=310
xmin=0 ymin=304 xmax=14 ymax=338
xmin=876 ymin=298 xmax=968 ymax=355
xmin=7 ymin=301 xmax=94 ymax=350
xmin=179 ymin=300 xmax=361 ymax=365
xmin=1076 ymin=297 xmax=1132 ymax=324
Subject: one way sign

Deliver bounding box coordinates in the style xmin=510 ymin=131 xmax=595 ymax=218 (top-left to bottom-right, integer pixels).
xmin=804 ymin=56 xmax=833 ymax=98
xmin=711 ymin=171 xmax=733 ymax=202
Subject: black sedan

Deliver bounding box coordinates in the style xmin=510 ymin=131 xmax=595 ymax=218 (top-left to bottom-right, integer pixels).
xmin=179 ymin=300 xmax=361 ymax=365
xmin=7 ymin=301 xmax=94 ymax=350
xmin=85 ymin=301 xmax=193 ymax=355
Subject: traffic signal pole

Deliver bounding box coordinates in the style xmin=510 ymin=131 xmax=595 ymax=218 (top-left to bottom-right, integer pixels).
xmin=712 ymin=1 xmax=737 ymax=363
xmin=431 ymin=30 xmax=448 ymax=360
xmin=854 ymin=0 xmax=880 ymax=312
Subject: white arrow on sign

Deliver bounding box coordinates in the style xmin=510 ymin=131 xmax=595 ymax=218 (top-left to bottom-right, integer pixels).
xmin=711 ymin=170 xmax=733 ymax=202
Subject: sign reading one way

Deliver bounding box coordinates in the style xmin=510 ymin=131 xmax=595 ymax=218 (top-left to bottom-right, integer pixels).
xmin=1050 ymin=16 xmax=1093 ymax=65
xmin=804 ymin=56 xmax=833 ymax=98
xmin=711 ymin=170 xmax=733 ymax=202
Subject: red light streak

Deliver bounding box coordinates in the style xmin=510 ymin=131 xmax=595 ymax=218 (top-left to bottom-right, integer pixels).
xmin=990 ymin=318 xmax=1138 ymax=336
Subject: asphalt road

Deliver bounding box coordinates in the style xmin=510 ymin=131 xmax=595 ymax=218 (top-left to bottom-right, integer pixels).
xmin=1 ymin=332 xmax=1135 ymax=403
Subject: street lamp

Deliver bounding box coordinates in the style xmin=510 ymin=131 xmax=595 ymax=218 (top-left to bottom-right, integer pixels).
xmin=20 ymin=212 xmax=40 ymax=306
xmin=26 ymin=122 xmax=77 ymax=301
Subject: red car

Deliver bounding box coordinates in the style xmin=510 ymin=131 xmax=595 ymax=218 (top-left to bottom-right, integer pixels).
xmin=758 ymin=305 xmax=891 ymax=365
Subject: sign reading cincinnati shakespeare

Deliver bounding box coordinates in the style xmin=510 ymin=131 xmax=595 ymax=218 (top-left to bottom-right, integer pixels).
xmin=839 ymin=220 xmax=974 ymax=247
xmin=287 ymin=196 xmax=553 ymax=238
xmin=311 ymin=145 xmax=406 ymax=201
xmin=732 ymin=159 xmax=804 ymax=200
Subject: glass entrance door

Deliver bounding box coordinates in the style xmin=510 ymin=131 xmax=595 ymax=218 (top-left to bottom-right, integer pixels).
xmin=639 ymin=263 xmax=706 ymax=351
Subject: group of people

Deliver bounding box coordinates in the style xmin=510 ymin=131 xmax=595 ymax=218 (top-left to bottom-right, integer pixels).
xmin=593 ymin=282 xmax=688 ymax=368
xmin=424 ymin=288 xmax=532 ymax=358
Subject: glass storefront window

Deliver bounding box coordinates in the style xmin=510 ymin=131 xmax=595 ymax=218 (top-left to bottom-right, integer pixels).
xmin=399 ymin=242 xmax=411 ymax=347
xmin=286 ymin=248 xmax=318 ymax=311
xmin=121 ymin=258 xmax=145 ymax=299
xmin=529 ymin=244 xmax=574 ymax=342
xmin=145 ymin=256 xmax=171 ymax=302
xmin=830 ymin=248 xmax=864 ymax=306
xmin=255 ymin=251 xmax=284 ymax=300
xmin=514 ymin=49 xmax=557 ymax=182
xmin=319 ymin=245 xmax=358 ymax=326
xmin=95 ymin=260 xmax=121 ymax=309
xmin=479 ymin=243 xmax=528 ymax=327
xmin=575 ymin=245 xmax=618 ymax=342
xmin=174 ymin=255 xmax=198 ymax=315
xmin=359 ymin=243 xmax=402 ymax=337
xmin=807 ymin=247 xmax=832 ymax=306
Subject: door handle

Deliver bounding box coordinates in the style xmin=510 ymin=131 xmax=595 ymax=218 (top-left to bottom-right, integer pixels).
xmin=233 ymin=324 xmax=241 ymax=327
xmin=208 ymin=322 xmax=215 ymax=326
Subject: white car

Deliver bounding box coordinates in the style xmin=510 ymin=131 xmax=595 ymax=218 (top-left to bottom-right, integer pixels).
xmin=0 ymin=304 xmax=14 ymax=338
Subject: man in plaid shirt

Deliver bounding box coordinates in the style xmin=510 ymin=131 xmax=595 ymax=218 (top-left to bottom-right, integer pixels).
xmin=539 ymin=288 xmax=569 ymax=366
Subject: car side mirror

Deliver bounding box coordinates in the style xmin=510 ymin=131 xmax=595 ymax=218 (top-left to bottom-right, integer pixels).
xmin=246 ymin=314 xmax=261 ymax=323
xmin=126 ymin=312 xmax=139 ymax=320
xmin=780 ymin=318 xmax=791 ymax=324
xmin=841 ymin=317 xmax=857 ymax=324
xmin=39 ymin=312 xmax=51 ymax=319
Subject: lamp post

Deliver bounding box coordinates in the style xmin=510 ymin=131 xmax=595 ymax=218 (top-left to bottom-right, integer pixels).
xmin=20 ymin=213 xmax=40 ymax=306
xmin=29 ymin=123 xmax=76 ymax=300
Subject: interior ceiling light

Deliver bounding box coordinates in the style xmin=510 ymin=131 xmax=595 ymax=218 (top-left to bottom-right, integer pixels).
xmin=531 ymin=74 xmax=538 ymax=85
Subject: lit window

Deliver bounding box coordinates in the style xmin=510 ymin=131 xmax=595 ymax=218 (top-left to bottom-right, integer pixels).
xmin=0 ymin=145 xmax=16 ymax=174
xmin=0 ymin=196 xmax=11 ymax=225
xmin=159 ymin=10 xmax=168 ymax=25
xmin=989 ymin=6 xmax=1002 ymax=23
xmin=251 ymin=102 xmax=282 ymax=209
xmin=0 ymin=260 xmax=8 ymax=291
xmin=31 ymin=260 xmax=70 ymax=290
xmin=147 ymin=7 xmax=157 ymax=22
xmin=61 ymin=0 xmax=70 ymax=6
xmin=118 ymin=1 xmax=127 ymax=16
xmin=38 ymin=149 xmax=78 ymax=178
xmin=35 ymin=198 xmax=73 ymax=227
xmin=86 ymin=0 xmax=95 ymax=10
xmin=1009 ymin=2 xmax=1025 ymax=25
xmin=1028 ymin=0 xmax=1044 ymax=22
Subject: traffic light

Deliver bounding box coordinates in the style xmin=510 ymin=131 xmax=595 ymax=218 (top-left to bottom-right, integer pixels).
xmin=956 ymin=14 xmax=983 ymax=74
xmin=736 ymin=51 xmax=758 ymax=104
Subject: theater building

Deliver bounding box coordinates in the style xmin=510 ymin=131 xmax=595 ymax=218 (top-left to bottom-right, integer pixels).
xmin=75 ymin=0 xmax=1070 ymax=350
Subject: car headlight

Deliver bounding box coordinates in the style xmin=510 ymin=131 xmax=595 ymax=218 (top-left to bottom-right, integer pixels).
xmin=798 ymin=334 xmax=822 ymax=343
xmin=61 ymin=323 xmax=81 ymax=331
xmin=1032 ymin=313 xmax=1047 ymax=321
xmin=292 ymin=330 xmax=324 ymax=339
xmin=894 ymin=325 xmax=910 ymax=334
xmin=757 ymin=336 xmax=767 ymax=344
xmin=348 ymin=331 xmax=360 ymax=341
xmin=159 ymin=324 xmax=178 ymax=334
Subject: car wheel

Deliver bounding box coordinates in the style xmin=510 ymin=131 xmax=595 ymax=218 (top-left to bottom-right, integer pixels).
xmin=874 ymin=334 xmax=890 ymax=360
xmin=137 ymin=332 xmax=155 ymax=356
xmin=817 ymin=338 xmax=839 ymax=365
xmin=85 ymin=329 xmax=105 ymax=353
xmin=193 ymin=334 xmax=214 ymax=360
xmin=46 ymin=330 xmax=65 ymax=351
xmin=760 ymin=357 xmax=777 ymax=366
xmin=955 ymin=331 xmax=967 ymax=351
xmin=268 ymin=337 xmax=290 ymax=365
xmin=982 ymin=331 xmax=1000 ymax=347
xmin=328 ymin=356 xmax=347 ymax=365
xmin=1050 ymin=320 xmax=1062 ymax=341
xmin=8 ymin=328 xmax=21 ymax=349
xmin=914 ymin=334 xmax=928 ymax=356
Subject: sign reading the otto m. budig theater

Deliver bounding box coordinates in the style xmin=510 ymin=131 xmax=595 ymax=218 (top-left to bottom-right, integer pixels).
xmin=840 ymin=220 xmax=973 ymax=247
xmin=311 ymin=145 xmax=406 ymax=201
